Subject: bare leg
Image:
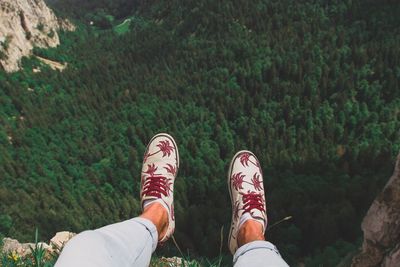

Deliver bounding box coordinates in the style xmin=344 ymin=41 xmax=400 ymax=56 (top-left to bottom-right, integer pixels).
xmin=237 ymin=220 xmax=265 ymax=247
xmin=140 ymin=202 xmax=168 ymax=240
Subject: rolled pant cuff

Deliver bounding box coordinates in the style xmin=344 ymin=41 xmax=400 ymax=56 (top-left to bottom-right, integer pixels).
xmin=233 ymin=241 xmax=281 ymax=263
xmin=131 ymin=217 xmax=158 ymax=252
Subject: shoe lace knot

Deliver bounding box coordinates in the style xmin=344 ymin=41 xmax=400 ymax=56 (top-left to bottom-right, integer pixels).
xmin=242 ymin=192 xmax=264 ymax=214
xmin=142 ymin=175 xmax=170 ymax=198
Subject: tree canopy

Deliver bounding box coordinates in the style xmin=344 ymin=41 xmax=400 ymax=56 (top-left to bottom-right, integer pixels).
xmin=1 ymin=0 xmax=399 ymax=265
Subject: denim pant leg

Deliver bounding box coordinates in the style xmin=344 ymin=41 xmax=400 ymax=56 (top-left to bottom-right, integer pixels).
xmin=55 ymin=217 xmax=158 ymax=267
xmin=233 ymin=241 xmax=289 ymax=267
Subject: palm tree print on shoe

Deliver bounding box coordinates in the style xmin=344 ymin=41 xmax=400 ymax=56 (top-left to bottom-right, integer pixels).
xmin=141 ymin=133 xmax=179 ymax=243
xmin=228 ymin=151 xmax=267 ymax=255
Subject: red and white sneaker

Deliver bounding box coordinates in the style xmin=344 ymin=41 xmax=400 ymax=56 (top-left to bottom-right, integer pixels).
xmin=227 ymin=150 xmax=268 ymax=254
xmin=140 ymin=133 xmax=179 ymax=243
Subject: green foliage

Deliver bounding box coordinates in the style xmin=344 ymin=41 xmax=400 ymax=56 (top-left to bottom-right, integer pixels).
xmin=37 ymin=23 xmax=45 ymax=32
xmin=0 ymin=215 xmax=13 ymax=236
xmin=47 ymin=0 xmax=136 ymax=19
xmin=0 ymin=229 xmax=58 ymax=267
xmin=1 ymin=0 xmax=399 ymax=265
xmin=84 ymin=9 xmax=114 ymax=29
xmin=0 ymin=51 xmax=6 ymax=60
xmin=114 ymin=18 xmax=132 ymax=35
xmin=1 ymin=252 xmax=24 ymax=267
xmin=0 ymin=35 xmax=12 ymax=60
xmin=47 ymin=30 xmax=55 ymax=39
xmin=29 ymin=229 xmax=46 ymax=267
xmin=304 ymin=239 xmax=358 ymax=267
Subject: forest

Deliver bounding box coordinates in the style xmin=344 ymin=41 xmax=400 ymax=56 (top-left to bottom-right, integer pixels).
xmin=0 ymin=0 xmax=399 ymax=265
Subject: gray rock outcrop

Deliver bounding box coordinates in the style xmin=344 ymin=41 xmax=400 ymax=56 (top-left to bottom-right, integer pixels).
xmin=2 ymin=237 xmax=51 ymax=257
xmin=351 ymin=152 xmax=400 ymax=267
xmin=2 ymin=231 xmax=76 ymax=257
xmin=49 ymin=231 xmax=76 ymax=252
xmin=0 ymin=0 xmax=74 ymax=72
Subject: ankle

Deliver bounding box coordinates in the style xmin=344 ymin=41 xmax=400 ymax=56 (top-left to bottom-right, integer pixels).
xmin=237 ymin=219 xmax=265 ymax=247
xmin=140 ymin=202 xmax=168 ymax=239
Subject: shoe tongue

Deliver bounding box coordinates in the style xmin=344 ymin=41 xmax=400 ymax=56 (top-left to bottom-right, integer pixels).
xmin=141 ymin=195 xmax=158 ymax=208
xmin=249 ymin=209 xmax=267 ymax=232
xmin=143 ymin=198 xmax=170 ymax=212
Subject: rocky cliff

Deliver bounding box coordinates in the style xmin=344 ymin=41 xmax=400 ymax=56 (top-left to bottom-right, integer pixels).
xmin=351 ymin=152 xmax=400 ymax=267
xmin=0 ymin=0 xmax=74 ymax=72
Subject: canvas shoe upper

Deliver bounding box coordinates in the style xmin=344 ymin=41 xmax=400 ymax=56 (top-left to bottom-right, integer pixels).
xmin=140 ymin=133 xmax=179 ymax=243
xmin=227 ymin=150 xmax=268 ymax=255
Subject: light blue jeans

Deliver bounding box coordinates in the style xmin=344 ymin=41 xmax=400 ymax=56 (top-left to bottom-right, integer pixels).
xmin=55 ymin=218 xmax=289 ymax=267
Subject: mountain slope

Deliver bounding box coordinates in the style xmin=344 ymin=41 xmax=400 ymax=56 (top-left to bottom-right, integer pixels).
xmin=0 ymin=0 xmax=73 ymax=72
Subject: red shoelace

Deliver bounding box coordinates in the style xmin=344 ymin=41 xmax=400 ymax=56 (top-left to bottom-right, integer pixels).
xmin=142 ymin=175 xmax=169 ymax=198
xmin=242 ymin=192 xmax=264 ymax=214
